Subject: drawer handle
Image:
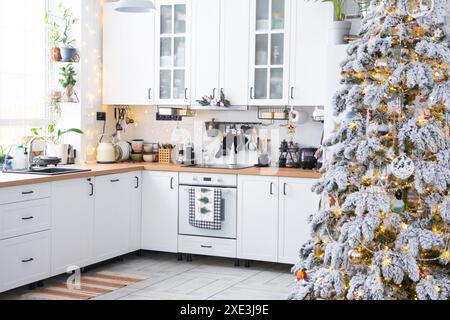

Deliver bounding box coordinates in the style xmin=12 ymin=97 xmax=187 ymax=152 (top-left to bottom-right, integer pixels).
xmin=21 ymin=191 xmax=34 ymax=195
xmin=21 ymin=258 xmax=34 ymax=263
xmin=200 ymin=245 xmax=212 ymax=249
xmin=22 ymin=216 xmax=34 ymax=220
xmin=270 ymin=182 xmax=274 ymax=195
xmin=110 ymin=179 xmax=120 ymax=183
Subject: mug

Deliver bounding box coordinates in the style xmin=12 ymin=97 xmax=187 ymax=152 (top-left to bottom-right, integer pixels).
xmin=131 ymin=139 xmax=144 ymax=153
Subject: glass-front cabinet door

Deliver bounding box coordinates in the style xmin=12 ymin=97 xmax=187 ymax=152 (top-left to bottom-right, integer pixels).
xmin=248 ymin=0 xmax=290 ymax=106
xmin=155 ymin=0 xmax=191 ymax=105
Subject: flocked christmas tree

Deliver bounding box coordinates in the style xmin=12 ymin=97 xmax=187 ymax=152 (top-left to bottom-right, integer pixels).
xmin=289 ymin=0 xmax=450 ymax=300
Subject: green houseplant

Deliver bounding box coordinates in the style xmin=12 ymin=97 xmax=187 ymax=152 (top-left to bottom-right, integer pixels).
xmin=45 ymin=12 xmax=62 ymax=61
xmin=59 ymin=4 xmax=78 ymax=62
xmin=312 ymin=0 xmax=351 ymax=44
xmin=31 ymin=123 xmax=83 ymax=164
xmin=59 ymin=64 xmax=77 ymax=101
xmin=0 ymin=145 xmax=6 ymax=165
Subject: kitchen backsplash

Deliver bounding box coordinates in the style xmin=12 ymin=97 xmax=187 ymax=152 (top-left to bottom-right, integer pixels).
xmin=106 ymin=107 xmax=323 ymax=165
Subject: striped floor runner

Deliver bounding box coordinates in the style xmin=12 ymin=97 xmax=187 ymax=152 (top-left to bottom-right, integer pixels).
xmin=24 ymin=272 xmax=147 ymax=300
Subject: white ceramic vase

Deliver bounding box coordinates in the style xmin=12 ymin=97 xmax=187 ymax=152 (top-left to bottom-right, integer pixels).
xmin=46 ymin=143 xmax=69 ymax=165
xmin=330 ymin=20 xmax=352 ymax=45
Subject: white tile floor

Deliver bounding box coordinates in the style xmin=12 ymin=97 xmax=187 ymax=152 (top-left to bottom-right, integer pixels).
xmin=0 ymin=251 xmax=294 ymax=300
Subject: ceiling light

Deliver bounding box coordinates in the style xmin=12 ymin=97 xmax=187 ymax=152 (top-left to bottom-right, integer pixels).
xmin=114 ymin=0 xmax=155 ymax=13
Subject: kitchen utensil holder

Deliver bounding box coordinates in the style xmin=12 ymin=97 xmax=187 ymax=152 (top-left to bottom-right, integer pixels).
xmin=158 ymin=149 xmax=172 ymax=164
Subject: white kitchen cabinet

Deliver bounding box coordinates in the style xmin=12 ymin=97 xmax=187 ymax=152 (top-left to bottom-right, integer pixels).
xmin=141 ymin=171 xmax=178 ymax=253
xmin=237 ymin=175 xmax=279 ymax=262
xmin=248 ymin=0 xmax=291 ymax=106
xmin=51 ymin=178 xmax=95 ymax=275
xmin=278 ymin=177 xmax=320 ymax=264
xmin=191 ymin=0 xmax=250 ymax=107
xmin=155 ymin=0 xmax=191 ymax=105
xmin=103 ymin=2 xmax=156 ymax=105
xmin=191 ymin=0 xmax=220 ymax=105
xmin=93 ymin=172 xmax=135 ymax=262
xmin=0 ymin=231 xmax=51 ymax=293
xmin=289 ymin=2 xmax=333 ymax=106
xmin=129 ymin=172 xmax=142 ymax=251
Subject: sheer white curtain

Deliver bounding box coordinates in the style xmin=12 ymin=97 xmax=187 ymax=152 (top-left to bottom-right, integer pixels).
xmin=0 ymin=0 xmax=47 ymax=147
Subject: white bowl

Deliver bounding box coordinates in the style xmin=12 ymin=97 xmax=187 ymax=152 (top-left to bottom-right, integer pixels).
xmin=143 ymin=154 xmax=156 ymax=162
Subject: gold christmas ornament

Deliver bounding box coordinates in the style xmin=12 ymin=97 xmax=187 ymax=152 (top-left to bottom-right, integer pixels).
xmin=361 ymin=176 xmax=372 ymax=186
xmin=348 ymin=249 xmax=363 ymax=264
xmin=412 ymin=24 xmax=427 ymax=37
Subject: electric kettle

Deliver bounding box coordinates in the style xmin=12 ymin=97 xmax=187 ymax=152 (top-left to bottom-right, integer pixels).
xmin=96 ymin=134 xmax=120 ymax=164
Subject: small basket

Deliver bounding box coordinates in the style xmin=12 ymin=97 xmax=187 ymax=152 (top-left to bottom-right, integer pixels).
xmin=158 ymin=149 xmax=172 ymax=164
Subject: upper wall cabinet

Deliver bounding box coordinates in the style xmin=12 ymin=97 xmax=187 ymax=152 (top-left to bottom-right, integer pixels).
xmin=248 ymin=0 xmax=291 ymax=106
xmin=191 ymin=0 xmax=250 ymax=108
xmin=289 ymin=1 xmax=333 ymax=106
xmin=103 ymin=3 xmax=156 ymax=105
xmin=154 ymin=0 xmax=192 ymax=105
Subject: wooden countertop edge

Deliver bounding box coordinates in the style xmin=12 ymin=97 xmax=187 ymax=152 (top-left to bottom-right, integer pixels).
xmin=0 ymin=163 xmax=321 ymax=188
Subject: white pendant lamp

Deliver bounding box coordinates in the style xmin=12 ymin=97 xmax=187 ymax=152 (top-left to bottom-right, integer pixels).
xmin=115 ymin=0 xmax=155 ymax=13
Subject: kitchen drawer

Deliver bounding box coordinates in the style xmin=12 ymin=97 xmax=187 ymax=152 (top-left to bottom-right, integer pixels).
xmin=0 ymin=198 xmax=51 ymax=240
xmin=0 ymin=231 xmax=51 ymax=293
xmin=178 ymin=235 xmax=236 ymax=258
xmin=0 ymin=183 xmax=51 ymax=205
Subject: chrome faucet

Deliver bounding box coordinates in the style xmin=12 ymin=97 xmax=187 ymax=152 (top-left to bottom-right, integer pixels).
xmin=27 ymin=136 xmax=44 ymax=169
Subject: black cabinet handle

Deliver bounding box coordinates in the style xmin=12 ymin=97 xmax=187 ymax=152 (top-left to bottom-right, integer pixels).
xmin=283 ymin=183 xmax=287 ymax=196
xmin=200 ymin=245 xmax=212 ymax=249
xmin=212 ymin=88 xmax=216 ymax=98
xmin=290 ymin=86 xmax=294 ymax=99
xmin=184 ymin=88 xmax=188 ymax=100
xmin=22 ymin=216 xmax=34 ymax=220
xmin=250 ymin=87 xmax=254 ymax=99
xmin=21 ymin=258 xmax=34 ymax=263
xmin=21 ymin=191 xmax=34 ymax=195
xmin=148 ymin=88 xmax=152 ymax=100
xmin=270 ymin=182 xmax=274 ymax=195
xmin=89 ymin=182 xmax=94 ymax=196
xmin=110 ymin=179 xmax=120 ymax=183
xmin=170 ymin=177 xmax=174 ymax=189
xmin=135 ymin=176 xmax=139 ymax=189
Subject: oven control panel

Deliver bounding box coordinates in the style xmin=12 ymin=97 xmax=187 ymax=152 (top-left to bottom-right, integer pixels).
xmin=179 ymin=172 xmax=237 ymax=187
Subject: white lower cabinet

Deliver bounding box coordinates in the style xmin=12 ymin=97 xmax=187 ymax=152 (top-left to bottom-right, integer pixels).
xmin=237 ymin=175 xmax=279 ymax=262
xmin=93 ymin=172 xmax=138 ymax=262
xmin=141 ymin=171 xmax=178 ymax=253
xmin=278 ymin=177 xmax=320 ymax=264
xmin=0 ymin=231 xmax=51 ymax=293
xmin=238 ymin=175 xmax=320 ymax=264
xmin=129 ymin=172 xmax=142 ymax=252
xmin=51 ymin=178 xmax=95 ymax=275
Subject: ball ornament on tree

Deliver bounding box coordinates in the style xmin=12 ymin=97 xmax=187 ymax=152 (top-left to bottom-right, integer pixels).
xmin=391 ymin=190 xmax=405 ymax=214
xmin=296 ymin=269 xmax=307 ymax=281
xmin=432 ymin=63 xmax=448 ymax=83
xmin=391 ymin=154 xmax=415 ymax=180
xmin=348 ymin=249 xmax=363 ymax=264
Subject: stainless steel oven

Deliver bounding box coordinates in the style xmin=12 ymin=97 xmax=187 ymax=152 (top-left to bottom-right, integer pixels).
xmin=178 ymin=172 xmax=237 ymax=239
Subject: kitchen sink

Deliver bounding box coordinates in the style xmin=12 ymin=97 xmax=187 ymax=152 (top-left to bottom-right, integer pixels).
xmin=4 ymin=167 xmax=92 ymax=176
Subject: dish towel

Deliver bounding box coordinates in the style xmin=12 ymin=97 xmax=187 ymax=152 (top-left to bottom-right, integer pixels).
xmin=189 ymin=187 xmax=222 ymax=230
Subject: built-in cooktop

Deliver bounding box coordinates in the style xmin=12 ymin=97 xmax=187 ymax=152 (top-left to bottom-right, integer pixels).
xmin=184 ymin=164 xmax=254 ymax=170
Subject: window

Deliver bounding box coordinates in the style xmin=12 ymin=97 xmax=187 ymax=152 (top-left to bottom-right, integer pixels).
xmin=0 ymin=0 xmax=47 ymax=147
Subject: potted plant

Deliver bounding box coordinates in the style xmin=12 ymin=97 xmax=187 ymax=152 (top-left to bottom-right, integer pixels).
xmin=0 ymin=145 xmax=6 ymax=166
xmin=31 ymin=123 xmax=83 ymax=164
xmin=45 ymin=13 xmax=61 ymax=61
xmin=318 ymin=0 xmax=351 ymax=44
xmin=59 ymin=5 xmax=78 ymax=62
xmin=59 ymin=64 xmax=77 ymax=102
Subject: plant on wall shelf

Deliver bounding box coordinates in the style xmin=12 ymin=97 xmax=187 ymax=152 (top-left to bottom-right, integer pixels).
xmin=310 ymin=0 xmax=351 ymax=44
xmin=321 ymin=0 xmax=347 ymax=21
xmin=59 ymin=64 xmax=77 ymax=102
xmin=45 ymin=12 xmax=62 ymax=61
xmin=196 ymin=90 xmax=230 ymax=107
xmin=46 ymin=2 xmax=78 ymax=62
